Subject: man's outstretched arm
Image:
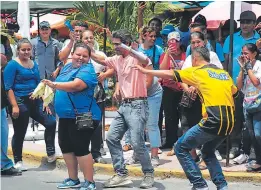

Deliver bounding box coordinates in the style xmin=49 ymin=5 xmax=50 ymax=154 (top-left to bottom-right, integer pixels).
xmin=135 ymin=64 xmax=174 ymax=79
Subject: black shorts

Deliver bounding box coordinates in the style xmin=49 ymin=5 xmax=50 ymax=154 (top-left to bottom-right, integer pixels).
xmin=58 ymin=118 xmax=99 ymax=156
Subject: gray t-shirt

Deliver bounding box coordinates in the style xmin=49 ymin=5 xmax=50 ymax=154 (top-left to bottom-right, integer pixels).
xmin=147 ymin=76 xmax=162 ymax=97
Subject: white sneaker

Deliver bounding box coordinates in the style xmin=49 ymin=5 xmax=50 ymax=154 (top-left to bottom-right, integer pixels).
xmin=151 ymin=156 xmax=160 ymax=167
xmin=215 ymin=150 xmax=222 ymax=161
xmin=125 ymin=156 xmax=139 ymax=165
xmin=47 ymin=154 xmax=57 ymax=163
xmin=233 ymin=154 xmax=249 ymax=165
xmin=14 ymin=161 xmax=27 ymax=171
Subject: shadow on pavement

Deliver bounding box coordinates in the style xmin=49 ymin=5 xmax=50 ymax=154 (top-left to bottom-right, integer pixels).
xmin=95 ymin=180 xmax=166 ymax=190
xmin=27 ymin=157 xmax=57 ymax=172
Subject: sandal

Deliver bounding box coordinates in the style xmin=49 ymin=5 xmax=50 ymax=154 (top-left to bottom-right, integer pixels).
xmin=122 ymin=144 xmax=132 ymax=152
xmin=198 ymin=161 xmax=207 ymax=170
xmin=167 ymin=148 xmax=175 ymax=156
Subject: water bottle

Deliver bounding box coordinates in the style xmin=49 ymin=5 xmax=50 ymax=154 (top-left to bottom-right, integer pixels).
xmin=64 ymin=20 xmax=74 ymax=32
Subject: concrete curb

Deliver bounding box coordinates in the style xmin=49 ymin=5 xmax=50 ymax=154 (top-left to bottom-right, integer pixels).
xmin=8 ymin=148 xmax=261 ymax=182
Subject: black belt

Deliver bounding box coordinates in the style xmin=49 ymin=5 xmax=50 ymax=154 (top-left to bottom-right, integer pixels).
xmin=123 ymin=97 xmax=147 ymax=103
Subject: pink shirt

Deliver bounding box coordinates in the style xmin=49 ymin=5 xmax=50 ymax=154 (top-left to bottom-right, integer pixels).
xmin=105 ymin=55 xmax=147 ymax=98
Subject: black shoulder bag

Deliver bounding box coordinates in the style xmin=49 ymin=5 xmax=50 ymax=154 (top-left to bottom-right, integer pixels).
xmin=67 ymin=93 xmax=95 ymax=130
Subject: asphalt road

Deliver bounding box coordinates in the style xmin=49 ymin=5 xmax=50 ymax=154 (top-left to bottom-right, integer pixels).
xmin=2 ymin=162 xmax=261 ymax=190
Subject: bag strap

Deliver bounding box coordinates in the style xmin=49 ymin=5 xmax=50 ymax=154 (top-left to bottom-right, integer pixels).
xmin=66 ymin=64 xmax=93 ymax=114
xmin=152 ymin=45 xmax=156 ymax=68
xmin=67 ymin=93 xmax=94 ymax=114
xmin=67 ymin=93 xmax=79 ymax=114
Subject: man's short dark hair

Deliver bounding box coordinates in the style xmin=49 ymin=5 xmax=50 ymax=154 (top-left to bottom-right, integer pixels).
xmin=192 ymin=46 xmax=210 ymax=63
xmin=74 ymin=21 xmax=89 ymax=29
xmin=148 ymin=17 xmax=162 ymax=27
xmin=112 ymin=29 xmax=133 ymax=45
xmin=190 ymin=23 xmax=206 ymax=32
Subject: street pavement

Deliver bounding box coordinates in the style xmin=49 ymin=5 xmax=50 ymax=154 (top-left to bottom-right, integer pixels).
xmin=2 ymin=161 xmax=261 ymax=190
xmin=7 ymin=118 xmax=251 ymax=172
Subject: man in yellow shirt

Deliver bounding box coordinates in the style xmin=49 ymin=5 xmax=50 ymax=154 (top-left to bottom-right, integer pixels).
xmin=135 ymin=46 xmax=238 ymax=190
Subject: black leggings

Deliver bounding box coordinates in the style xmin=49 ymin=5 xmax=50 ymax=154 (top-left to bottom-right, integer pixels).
xmin=58 ymin=118 xmax=99 ymax=157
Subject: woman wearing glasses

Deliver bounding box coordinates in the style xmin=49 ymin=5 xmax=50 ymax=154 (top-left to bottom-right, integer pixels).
xmin=3 ymin=38 xmax=57 ymax=171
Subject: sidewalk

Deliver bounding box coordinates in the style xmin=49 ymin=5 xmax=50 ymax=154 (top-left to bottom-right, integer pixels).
xmin=7 ymin=118 xmax=261 ymax=182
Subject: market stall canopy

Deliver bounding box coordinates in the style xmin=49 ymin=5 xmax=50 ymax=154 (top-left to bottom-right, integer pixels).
xmin=192 ymin=1 xmax=261 ymax=30
xmin=1 ymin=1 xmax=77 ymax=13
xmin=171 ymin=1 xmax=213 ymax=11
xmin=1 ymin=1 xmax=105 ymax=38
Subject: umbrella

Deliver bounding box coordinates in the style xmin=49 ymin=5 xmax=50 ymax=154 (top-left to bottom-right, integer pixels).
xmin=193 ymin=1 xmax=261 ymax=29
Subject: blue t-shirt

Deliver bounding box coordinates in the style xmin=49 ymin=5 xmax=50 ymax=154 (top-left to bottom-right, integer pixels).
xmin=175 ymin=27 xmax=190 ymax=48
xmin=186 ymin=41 xmax=225 ymax=62
xmin=54 ymin=63 xmax=101 ymax=120
xmin=138 ymin=45 xmax=164 ymax=70
xmin=223 ymin=31 xmax=260 ymax=84
xmin=155 ymin=37 xmax=164 ymax=48
xmin=4 ymin=60 xmax=40 ymax=97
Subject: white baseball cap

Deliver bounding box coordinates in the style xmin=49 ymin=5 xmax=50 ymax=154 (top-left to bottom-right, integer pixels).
xmin=167 ymin=31 xmax=181 ymax=42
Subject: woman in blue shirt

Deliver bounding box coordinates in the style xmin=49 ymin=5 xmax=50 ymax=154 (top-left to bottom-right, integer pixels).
xmin=4 ymin=38 xmax=56 ymax=171
xmin=42 ymin=42 xmax=101 ymax=190
xmin=138 ymin=26 xmax=164 ymax=70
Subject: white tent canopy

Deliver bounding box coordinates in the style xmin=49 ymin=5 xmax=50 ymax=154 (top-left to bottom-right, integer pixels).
xmin=1 ymin=1 xmax=76 ymax=11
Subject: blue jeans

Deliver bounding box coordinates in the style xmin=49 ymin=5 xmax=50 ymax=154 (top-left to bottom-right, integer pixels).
xmin=1 ymin=108 xmax=14 ymax=171
xmin=106 ymin=99 xmax=154 ymax=175
xmin=123 ymin=90 xmax=162 ymax=148
xmin=244 ymin=109 xmax=261 ymax=164
xmin=147 ymin=90 xmax=162 ymax=148
xmin=175 ymin=125 xmax=227 ymax=189
xmin=124 ymin=129 xmax=131 ymax=145
xmin=10 ymin=96 xmax=56 ymax=163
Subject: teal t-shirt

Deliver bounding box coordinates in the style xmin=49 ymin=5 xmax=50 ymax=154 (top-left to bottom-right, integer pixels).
xmin=138 ymin=45 xmax=164 ymax=70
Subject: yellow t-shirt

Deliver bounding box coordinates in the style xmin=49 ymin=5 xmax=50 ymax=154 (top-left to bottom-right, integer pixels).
xmin=173 ymin=64 xmax=238 ymax=136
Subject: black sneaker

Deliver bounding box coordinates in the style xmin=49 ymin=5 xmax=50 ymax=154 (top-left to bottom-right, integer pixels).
xmin=1 ymin=167 xmax=22 ymax=176
xmin=100 ymin=147 xmax=106 ymax=156
xmin=94 ymin=157 xmax=107 ymax=164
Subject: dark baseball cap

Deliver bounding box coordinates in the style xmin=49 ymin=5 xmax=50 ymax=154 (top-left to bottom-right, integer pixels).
xmin=39 ymin=21 xmax=50 ymax=29
xmin=238 ymin=11 xmax=256 ymax=21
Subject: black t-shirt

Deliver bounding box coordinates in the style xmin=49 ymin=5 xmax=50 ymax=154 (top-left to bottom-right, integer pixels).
xmin=1 ymin=68 xmax=9 ymax=109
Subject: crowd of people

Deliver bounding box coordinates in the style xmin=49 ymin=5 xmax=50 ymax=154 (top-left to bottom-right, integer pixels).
xmin=1 ymin=5 xmax=261 ymax=190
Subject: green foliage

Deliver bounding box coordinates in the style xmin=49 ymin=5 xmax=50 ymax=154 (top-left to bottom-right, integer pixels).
xmin=70 ymin=1 xmax=183 ymax=51
xmin=73 ymin=1 xmax=138 ymax=35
